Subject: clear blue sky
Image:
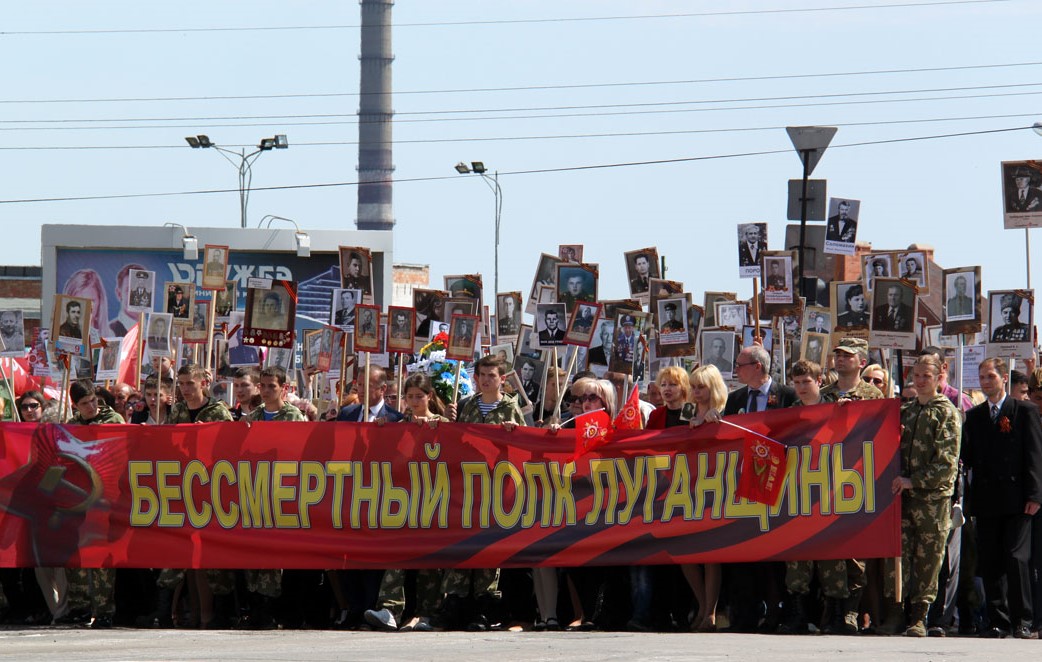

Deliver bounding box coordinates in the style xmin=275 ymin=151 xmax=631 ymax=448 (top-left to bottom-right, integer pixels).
xmin=4 ymin=0 xmax=1041 ymax=310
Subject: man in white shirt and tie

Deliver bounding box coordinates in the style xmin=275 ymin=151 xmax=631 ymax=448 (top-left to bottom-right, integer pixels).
xmin=336 ymin=366 xmax=404 ymax=423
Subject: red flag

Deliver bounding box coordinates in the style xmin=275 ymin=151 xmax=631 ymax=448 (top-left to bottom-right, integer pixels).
xmin=116 ymin=323 xmax=140 ymax=386
xmin=570 ymin=409 xmax=613 ymax=461
xmin=613 ymin=384 xmax=643 ymax=431
xmin=735 ymin=434 xmax=788 ymax=506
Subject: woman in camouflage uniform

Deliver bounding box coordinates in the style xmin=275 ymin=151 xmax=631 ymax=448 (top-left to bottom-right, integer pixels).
xmin=881 ymin=354 xmax=961 ymax=637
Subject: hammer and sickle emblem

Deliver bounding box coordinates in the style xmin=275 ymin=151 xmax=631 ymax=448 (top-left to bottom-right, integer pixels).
xmin=38 ymin=452 xmax=103 ymax=526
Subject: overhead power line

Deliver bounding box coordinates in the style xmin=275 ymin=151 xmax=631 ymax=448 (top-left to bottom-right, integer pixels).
xmin=0 ymin=0 xmax=1014 ymax=35
xmin=1 ymin=60 xmax=1040 ymax=105
xmin=0 ymin=124 xmax=1027 ymax=205
xmin=0 ymin=112 xmax=1037 ymax=151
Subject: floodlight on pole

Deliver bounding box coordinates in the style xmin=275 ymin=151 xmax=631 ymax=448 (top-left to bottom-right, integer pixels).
xmin=164 ymin=222 xmax=198 ymax=260
xmin=185 ymin=134 xmax=289 ymax=228
xmin=454 ymin=161 xmax=503 ymax=299
xmin=786 ymin=126 xmax=837 ymax=302
xmin=260 ymin=214 xmax=310 ymax=257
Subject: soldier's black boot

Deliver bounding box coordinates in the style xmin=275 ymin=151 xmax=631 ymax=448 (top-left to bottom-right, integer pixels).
xmin=776 ymin=593 xmax=808 ymax=634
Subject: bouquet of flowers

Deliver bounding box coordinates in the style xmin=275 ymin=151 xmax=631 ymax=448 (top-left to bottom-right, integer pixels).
xmin=428 ymin=356 xmax=471 ymax=405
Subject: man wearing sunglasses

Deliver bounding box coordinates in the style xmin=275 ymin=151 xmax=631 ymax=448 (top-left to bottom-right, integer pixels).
xmin=821 ymin=338 xmax=883 ymax=401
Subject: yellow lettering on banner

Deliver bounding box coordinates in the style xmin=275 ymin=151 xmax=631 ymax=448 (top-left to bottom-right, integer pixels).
xmin=694 ymin=451 xmax=727 ymax=520
xmin=380 ymin=463 xmax=408 ymax=529
xmin=239 ymin=461 xmax=272 ymax=529
xmin=461 ymin=463 xmax=491 ymax=528
xmin=642 ymin=455 xmax=671 ymax=523
xmin=211 ymin=460 xmax=239 ymax=528
xmin=662 ymin=455 xmax=693 ymax=523
xmin=351 ymin=462 xmax=380 ymax=529
xmin=407 ymin=463 xmax=422 ymax=528
xmin=421 ymin=461 xmax=449 ymax=528
xmin=549 ymin=462 xmax=576 ymax=527
xmin=724 ymin=451 xmax=770 ymax=531
xmin=128 ymin=461 xmax=158 ymax=527
xmin=183 ymin=460 xmax=212 ymax=528
xmin=298 ymin=461 xmax=326 ymax=528
xmin=863 ymin=441 xmax=876 ymax=513
xmin=522 ymin=463 xmax=552 ymax=528
xmin=615 ymin=457 xmax=644 ymax=525
xmin=156 ymin=461 xmax=185 ymax=527
xmin=801 ymin=445 xmax=831 ymax=516
xmin=493 ymin=462 xmax=524 ymax=529
xmin=586 ymin=460 xmax=618 ymax=525
xmin=326 ymin=461 xmax=352 ymax=529
xmin=272 ymin=462 xmax=300 ymax=528
xmin=769 ymin=447 xmax=802 ymax=518
xmin=832 ymin=443 xmax=865 ymax=515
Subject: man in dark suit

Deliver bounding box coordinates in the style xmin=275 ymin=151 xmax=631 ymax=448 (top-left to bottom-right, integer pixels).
xmin=963 ymin=357 xmax=1042 ymax=638
xmin=588 ymin=322 xmax=614 ymax=365
xmin=722 ymin=343 xmax=798 ymax=632
xmin=1007 ymin=166 xmax=1042 ymax=213
xmin=872 ymin=284 xmax=913 ymax=332
xmin=946 ymin=274 xmax=974 ymax=319
xmin=629 ymin=253 xmax=655 ymax=294
xmin=738 ymin=224 xmax=766 ymax=268
xmin=336 ymin=366 xmax=404 ymax=423
xmin=538 ymin=309 xmax=565 ymax=344
xmin=826 ymin=200 xmax=857 ymax=243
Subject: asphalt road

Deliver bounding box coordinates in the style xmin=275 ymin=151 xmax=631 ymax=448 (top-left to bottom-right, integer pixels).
xmin=0 ymin=628 xmax=1033 ymax=661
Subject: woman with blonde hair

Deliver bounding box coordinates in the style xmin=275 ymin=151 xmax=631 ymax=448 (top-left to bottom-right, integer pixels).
xmin=682 ymin=364 xmax=726 ymax=630
xmin=861 ymin=363 xmax=893 ymax=398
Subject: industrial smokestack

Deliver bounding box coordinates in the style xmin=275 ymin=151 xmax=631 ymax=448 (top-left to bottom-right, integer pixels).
xmin=356 ymin=0 xmax=395 ymax=231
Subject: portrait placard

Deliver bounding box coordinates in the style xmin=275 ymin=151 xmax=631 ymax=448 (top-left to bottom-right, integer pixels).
xmin=0 ymin=309 xmax=25 ymax=357
xmin=512 ymin=355 xmax=545 ymax=407
xmin=831 ymin=281 xmax=869 ymax=330
xmin=304 ymin=330 xmax=323 ymax=371
xmin=444 ymin=274 xmax=482 ymax=302
xmin=514 ymin=323 xmax=538 ymax=360
xmin=558 ymin=244 xmax=583 ymax=263
xmin=215 ymin=280 xmax=236 ymax=320
xmin=897 ymin=251 xmax=929 ymax=294
xmin=703 ymin=292 xmax=737 ymax=328
xmin=715 ymin=300 xmax=749 ymax=331
xmin=801 ymin=331 xmax=829 ymax=367
xmin=53 ymin=295 xmax=92 ymax=355
xmin=243 ymin=281 xmax=296 ymax=349
xmin=657 ymin=298 xmax=701 ymax=359
xmin=761 ymin=251 xmax=795 ymax=306
xmin=556 ymin=263 xmax=598 ymax=314
xmin=743 ymin=325 xmax=773 ymax=353
xmin=201 ymin=244 xmax=229 ymax=291
xmin=609 ymin=310 xmax=649 ymax=377
xmin=862 ymin=253 xmax=895 ymax=293
xmin=564 ymin=301 xmax=602 ymax=348
xmin=331 ymin=288 xmax=361 ymax=331
xmin=225 ymin=312 xmax=259 ymax=367
xmin=339 ymin=246 xmax=374 ymax=302
xmin=413 ymin=288 xmax=450 ymax=341
xmin=869 ymin=277 xmax=918 ymax=350
xmin=941 ymin=266 xmax=981 ymax=336
xmin=588 ymin=319 xmax=615 ymax=366
xmin=164 ymin=282 xmax=195 ymax=327
xmin=624 ymin=247 xmax=660 ymax=297
xmin=736 ymin=223 xmax=767 ymax=279
xmin=446 ymin=314 xmax=479 ymax=362
xmin=824 ymin=198 xmax=860 ymax=256
xmin=126 ymin=269 xmax=156 ymax=314
xmin=386 ymin=306 xmax=416 ymax=354
xmin=354 ymin=304 xmax=381 ymax=353
xmin=264 ymin=346 xmax=295 ymax=373
xmin=987 ymin=289 xmax=1034 ymax=359
xmin=145 ymin=312 xmax=173 ymax=358
xmin=535 ymin=302 xmax=568 ymax=349
xmin=527 ymin=253 xmax=562 ymax=315
xmin=182 ymin=299 xmax=211 ymax=344
xmin=489 ymin=343 xmax=515 ymax=367
xmin=803 ymin=306 xmax=832 ymax=336
xmin=496 ymin=292 xmax=522 ymax=340
xmin=656 ymin=296 xmax=689 ymax=346
xmin=443 ymin=298 xmax=476 ymax=322
xmin=649 ymin=278 xmax=684 ymax=314
xmin=701 ymin=330 xmax=737 ymax=379
xmin=1002 ymin=161 xmax=1042 ymax=229
xmin=95 ymin=337 xmax=124 ymax=381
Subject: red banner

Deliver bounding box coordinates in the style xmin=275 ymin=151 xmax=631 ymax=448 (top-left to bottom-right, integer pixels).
xmin=0 ymin=400 xmax=901 ymax=569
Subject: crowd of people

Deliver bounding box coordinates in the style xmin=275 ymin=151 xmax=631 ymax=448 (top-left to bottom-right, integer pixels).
xmin=1 ymin=339 xmax=1041 ymax=641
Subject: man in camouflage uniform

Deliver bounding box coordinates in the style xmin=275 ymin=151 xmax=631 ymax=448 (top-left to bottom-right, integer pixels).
xmin=880 ymin=354 xmax=961 ymax=637
xmin=166 ymin=364 xmax=235 ymax=627
xmin=68 ymin=379 xmax=125 ymax=629
xmin=436 ymin=355 xmax=525 ymax=631
xmin=779 ymin=359 xmax=865 ymax=635
xmin=240 ymin=366 xmax=304 ymax=627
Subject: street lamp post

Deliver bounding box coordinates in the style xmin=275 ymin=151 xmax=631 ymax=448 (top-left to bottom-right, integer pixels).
xmin=186 ymin=134 xmax=289 ymax=228
xmin=786 ymin=126 xmax=836 ymax=300
xmin=454 ymin=161 xmax=503 ymax=297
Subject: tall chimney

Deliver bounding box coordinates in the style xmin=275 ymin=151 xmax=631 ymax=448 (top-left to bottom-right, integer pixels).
xmin=356 ymin=0 xmax=395 ymax=231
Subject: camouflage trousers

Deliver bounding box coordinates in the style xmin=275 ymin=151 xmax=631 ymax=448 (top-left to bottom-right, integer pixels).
xmin=245 ymin=570 xmax=282 ymax=599
xmin=884 ymin=496 xmax=951 ymax=605
xmin=784 ymin=559 xmax=867 ymax=599
xmin=68 ymin=568 xmax=115 ymax=618
xmin=156 ymin=568 xmax=236 ymax=596
xmin=376 ymin=569 xmax=446 ymax=621
xmin=441 ymin=568 xmax=500 ymax=600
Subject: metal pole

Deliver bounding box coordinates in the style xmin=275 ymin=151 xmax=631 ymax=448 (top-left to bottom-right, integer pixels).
xmin=798 ymin=149 xmax=811 ymax=302
xmin=1027 ymin=228 xmax=1032 ymax=289
xmin=494 ymin=170 xmax=500 ymax=299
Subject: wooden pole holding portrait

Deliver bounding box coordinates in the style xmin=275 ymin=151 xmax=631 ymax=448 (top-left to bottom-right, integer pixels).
xmin=553 ymin=347 xmax=579 ymax=422
xmin=396 ymin=353 xmax=404 ymax=410
xmin=338 ymin=332 xmax=349 ymax=406
xmin=363 ymin=351 xmax=371 ymax=420
xmin=752 ymin=277 xmax=761 ymax=341
xmin=135 ymin=312 xmax=145 ymax=391
xmin=451 ymin=360 xmax=463 ymax=404
xmin=205 ymin=297 xmax=218 ymax=376
xmin=0 ymin=359 xmax=19 ymax=422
